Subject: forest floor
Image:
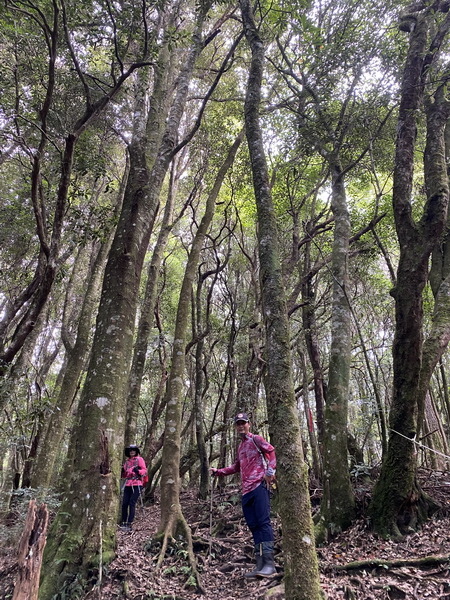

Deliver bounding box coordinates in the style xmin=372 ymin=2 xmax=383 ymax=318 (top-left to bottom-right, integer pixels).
xmin=1 ymin=469 xmax=450 ymax=599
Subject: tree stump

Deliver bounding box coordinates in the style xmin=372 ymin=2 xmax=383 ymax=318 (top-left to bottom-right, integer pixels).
xmin=13 ymin=499 xmax=49 ymax=600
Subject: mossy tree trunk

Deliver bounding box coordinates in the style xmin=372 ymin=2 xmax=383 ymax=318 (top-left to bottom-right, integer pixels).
xmin=317 ymin=163 xmax=355 ymax=541
xmin=239 ymin=0 xmax=322 ymax=598
xmin=124 ymin=160 xmax=179 ymax=444
xmin=299 ymin=350 xmax=322 ymax=482
xmin=38 ymin=142 xmax=156 ymax=598
xmin=39 ymin=11 xmax=211 ymax=597
xmin=416 ymin=117 xmax=450 ymax=438
xmin=370 ymin=9 xmax=450 ymax=537
xmin=30 ymin=185 xmax=123 ymax=491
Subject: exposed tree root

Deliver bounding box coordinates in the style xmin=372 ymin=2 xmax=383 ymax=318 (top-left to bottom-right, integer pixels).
xmin=371 ymin=479 xmax=442 ymax=539
xmin=324 ymin=553 xmax=450 ymax=572
xmin=150 ymin=510 xmax=205 ymax=594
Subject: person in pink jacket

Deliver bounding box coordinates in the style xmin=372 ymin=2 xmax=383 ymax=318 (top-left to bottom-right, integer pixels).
xmin=120 ymin=444 xmax=147 ymax=531
xmin=211 ymin=412 xmax=276 ymax=578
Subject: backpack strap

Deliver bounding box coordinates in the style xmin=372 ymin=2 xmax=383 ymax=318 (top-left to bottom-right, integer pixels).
xmin=250 ymin=434 xmax=268 ymax=470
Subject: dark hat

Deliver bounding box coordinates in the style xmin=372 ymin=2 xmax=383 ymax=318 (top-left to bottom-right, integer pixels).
xmin=125 ymin=444 xmax=140 ymax=457
xmin=234 ymin=412 xmax=250 ymax=423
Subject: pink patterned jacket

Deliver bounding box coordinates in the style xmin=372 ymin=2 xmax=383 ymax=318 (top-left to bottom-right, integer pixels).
xmin=121 ymin=456 xmax=147 ymax=487
xmin=215 ymin=433 xmax=276 ymax=495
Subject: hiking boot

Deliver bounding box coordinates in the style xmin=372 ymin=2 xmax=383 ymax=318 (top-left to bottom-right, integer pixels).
xmin=119 ymin=522 xmax=132 ymax=531
xmin=256 ymin=541 xmax=276 ymax=578
xmin=256 ymin=553 xmax=276 ymax=577
xmin=244 ymin=545 xmax=264 ymax=578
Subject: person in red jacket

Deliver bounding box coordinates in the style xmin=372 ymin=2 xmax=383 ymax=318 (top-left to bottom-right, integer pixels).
xmin=211 ymin=413 xmax=276 ymax=578
xmin=120 ymin=444 xmax=147 ymax=531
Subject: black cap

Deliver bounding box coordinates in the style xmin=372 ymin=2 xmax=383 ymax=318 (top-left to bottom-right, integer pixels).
xmin=125 ymin=444 xmax=140 ymax=457
xmin=234 ymin=412 xmax=250 ymax=423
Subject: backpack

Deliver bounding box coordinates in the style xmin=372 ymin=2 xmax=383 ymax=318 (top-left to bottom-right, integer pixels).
xmin=135 ymin=456 xmax=149 ymax=485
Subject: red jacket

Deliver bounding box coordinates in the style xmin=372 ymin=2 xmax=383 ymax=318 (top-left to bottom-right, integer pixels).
xmin=122 ymin=456 xmax=147 ymax=487
xmin=215 ymin=433 xmax=276 ymax=495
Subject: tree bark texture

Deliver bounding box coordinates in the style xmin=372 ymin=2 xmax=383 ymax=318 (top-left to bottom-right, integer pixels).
xmin=318 ymin=164 xmax=355 ymax=540
xmin=300 ymin=351 xmax=322 ymax=481
xmin=194 ymin=335 xmax=210 ymax=499
xmin=239 ymin=1 xmax=322 ymax=598
xmin=416 ymin=103 xmax=450 ymax=436
xmin=39 ymin=15 xmax=208 ymax=598
xmin=13 ymin=500 xmax=49 ymax=600
xmin=30 ymin=194 xmax=121 ymax=491
xmin=301 ymin=239 xmax=326 ymax=447
xmin=236 ymin=320 xmax=264 ymax=417
xmin=370 ymin=12 xmax=450 ymax=536
xmin=125 ymin=160 xmax=179 ymax=444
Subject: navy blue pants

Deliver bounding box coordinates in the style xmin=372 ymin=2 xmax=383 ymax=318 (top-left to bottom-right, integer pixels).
xmin=242 ymin=482 xmax=274 ymax=545
xmin=121 ymin=486 xmax=141 ymax=524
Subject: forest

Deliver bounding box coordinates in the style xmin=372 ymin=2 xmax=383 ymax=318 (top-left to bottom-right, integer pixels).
xmin=1 ymin=0 xmax=450 ymax=598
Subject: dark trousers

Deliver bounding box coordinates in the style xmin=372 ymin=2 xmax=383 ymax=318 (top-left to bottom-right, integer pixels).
xmin=242 ymin=482 xmax=274 ymax=545
xmin=121 ymin=485 xmax=141 ymax=524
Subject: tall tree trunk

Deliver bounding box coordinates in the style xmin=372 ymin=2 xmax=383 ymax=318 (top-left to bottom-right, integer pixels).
xmin=156 ymin=133 xmax=243 ymax=576
xmin=30 ymin=183 xmax=123 ymax=490
xmin=39 ymin=12 xmax=209 ymax=596
xmin=239 ymin=1 xmax=322 ymax=598
xmin=370 ymin=11 xmax=450 ymax=537
xmin=318 ymin=163 xmax=355 ymax=540
xmin=194 ymin=336 xmax=209 ymax=499
xmin=301 ymin=232 xmax=326 ymax=446
xmin=351 ymin=303 xmax=388 ymax=457
xmin=29 ymin=244 xmax=106 ymax=489
xmin=193 ymin=271 xmax=211 ymax=500
xmin=218 ymin=324 xmax=236 ymax=474
xmin=124 ymin=160 xmax=179 ymax=444
xmin=299 ymin=351 xmax=321 ymax=481
xmin=193 ymin=251 xmax=226 ymax=498
xmin=416 ymin=117 xmax=450 ymax=436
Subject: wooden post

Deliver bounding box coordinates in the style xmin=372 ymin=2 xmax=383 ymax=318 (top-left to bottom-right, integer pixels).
xmin=13 ymin=499 xmax=49 ymax=600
